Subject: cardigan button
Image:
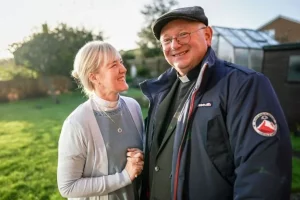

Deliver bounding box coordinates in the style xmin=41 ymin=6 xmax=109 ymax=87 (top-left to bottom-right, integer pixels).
xmin=154 ymin=166 xmax=160 ymax=172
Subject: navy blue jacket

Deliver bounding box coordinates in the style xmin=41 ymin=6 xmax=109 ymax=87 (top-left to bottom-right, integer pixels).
xmin=140 ymin=48 xmax=292 ymax=200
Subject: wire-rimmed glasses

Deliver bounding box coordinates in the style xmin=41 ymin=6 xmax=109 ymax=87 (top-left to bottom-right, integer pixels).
xmin=160 ymin=26 xmax=207 ymax=50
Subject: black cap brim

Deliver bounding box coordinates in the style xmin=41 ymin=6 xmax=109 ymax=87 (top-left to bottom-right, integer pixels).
xmin=152 ymin=16 xmax=199 ymax=40
xmin=151 ymin=6 xmax=208 ymax=40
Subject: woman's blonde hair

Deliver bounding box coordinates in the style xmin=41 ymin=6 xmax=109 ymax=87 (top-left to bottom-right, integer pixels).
xmin=71 ymin=41 xmax=121 ymax=97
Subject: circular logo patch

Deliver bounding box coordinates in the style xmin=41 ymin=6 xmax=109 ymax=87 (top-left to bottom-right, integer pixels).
xmin=252 ymin=112 xmax=277 ymax=137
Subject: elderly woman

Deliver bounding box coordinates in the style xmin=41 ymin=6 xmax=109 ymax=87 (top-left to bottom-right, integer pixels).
xmin=57 ymin=41 xmax=144 ymax=200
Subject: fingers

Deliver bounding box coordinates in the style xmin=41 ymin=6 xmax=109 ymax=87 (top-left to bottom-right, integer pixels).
xmin=127 ymin=151 xmax=144 ymax=160
xmin=134 ymin=165 xmax=143 ymax=176
xmin=127 ymin=157 xmax=144 ymax=173
xmin=125 ymin=161 xmax=143 ymax=181
xmin=127 ymin=148 xmax=143 ymax=157
xmin=128 ymin=158 xmax=143 ymax=169
xmin=127 ymin=164 xmax=142 ymax=179
xmin=127 ymin=156 xmax=144 ymax=164
xmin=125 ymin=148 xmax=144 ymax=180
xmin=127 ymin=148 xmax=142 ymax=152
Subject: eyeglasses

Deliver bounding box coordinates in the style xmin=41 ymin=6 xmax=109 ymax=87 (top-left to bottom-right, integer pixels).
xmin=160 ymin=26 xmax=207 ymax=50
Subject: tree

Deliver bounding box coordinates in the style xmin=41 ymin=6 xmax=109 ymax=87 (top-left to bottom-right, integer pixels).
xmin=0 ymin=58 xmax=37 ymax=81
xmin=10 ymin=23 xmax=104 ymax=103
xmin=137 ymin=0 xmax=178 ymax=58
xmin=10 ymin=23 xmax=103 ymax=77
xmin=120 ymin=49 xmax=136 ymax=75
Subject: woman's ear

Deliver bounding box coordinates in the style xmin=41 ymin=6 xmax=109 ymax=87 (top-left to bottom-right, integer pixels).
xmin=88 ymin=72 xmax=98 ymax=85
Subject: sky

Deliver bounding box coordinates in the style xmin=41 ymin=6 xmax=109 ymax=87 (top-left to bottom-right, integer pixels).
xmin=0 ymin=0 xmax=299 ymax=59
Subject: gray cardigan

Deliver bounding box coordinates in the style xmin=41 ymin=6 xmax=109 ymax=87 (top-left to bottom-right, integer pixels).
xmin=57 ymin=96 xmax=144 ymax=200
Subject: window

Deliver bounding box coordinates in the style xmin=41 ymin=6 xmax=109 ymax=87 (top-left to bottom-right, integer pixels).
xmin=234 ymin=48 xmax=248 ymax=67
xmin=244 ymin=30 xmax=266 ymax=42
xmin=260 ymin=31 xmax=278 ymax=45
xmin=218 ymin=36 xmax=234 ymax=62
xmin=287 ymin=55 xmax=300 ymax=82
xmin=212 ymin=34 xmax=219 ymax=54
xmin=249 ymin=50 xmax=263 ymax=72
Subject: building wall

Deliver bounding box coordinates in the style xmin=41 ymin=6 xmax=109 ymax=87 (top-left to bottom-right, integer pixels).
xmin=259 ymin=18 xmax=300 ymax=43
xmin=262 ymin=48 xmax=300 ymax=130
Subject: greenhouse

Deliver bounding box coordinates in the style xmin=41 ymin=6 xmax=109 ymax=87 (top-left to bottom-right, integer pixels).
xmin=211 ymin=26 xmax=278 ymax=72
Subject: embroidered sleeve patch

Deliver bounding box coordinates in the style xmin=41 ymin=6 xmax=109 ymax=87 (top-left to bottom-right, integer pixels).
xmin=252 ymin=112 xmax=277 ymax=137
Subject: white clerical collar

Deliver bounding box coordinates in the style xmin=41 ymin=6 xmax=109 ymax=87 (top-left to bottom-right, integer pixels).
xmin=177 ymin=74 xmax=190 ymax=83
xmin=92 ymin=93 xmax=119 ymax=111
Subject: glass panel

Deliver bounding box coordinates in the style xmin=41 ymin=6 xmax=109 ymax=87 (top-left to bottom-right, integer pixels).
xmin=212 ymin=34 xmax=219 ymax=54
xmin=224 ymin=35 xmax=248 ymax=48
xmin=245 ymin=30 xmax=266 ymax=42
xmin=218 ymin=36 xmax=234 ymax=62
xmin=258 ymin=32 xmax=279 ymax=45
xmin=231 ymin=29 xmax=261 ymax=48
xmin=262 ymin=30 xmax=275 ymax=38
xmin=212 ymin=26 xmax=218 ymax=33
xmin=249 ymin=50 xmax=263 ymax=72
xmin=256 ymin=42 xmax=270 ymax=47
xmin=214 ymin=27 xmax=235 ymax=36
xmin=287 ymin=55 xmax=300 ymax=82
xmin=234 ymin=48 xmax=249 ymax=67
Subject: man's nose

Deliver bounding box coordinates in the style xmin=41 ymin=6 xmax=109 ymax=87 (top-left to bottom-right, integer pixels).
xmin=170 ymin=37 xmax=181 ymax=50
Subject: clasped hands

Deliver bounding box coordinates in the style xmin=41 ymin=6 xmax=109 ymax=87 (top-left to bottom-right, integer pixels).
xmin=125 ymin=148 xmax=144 ymax=181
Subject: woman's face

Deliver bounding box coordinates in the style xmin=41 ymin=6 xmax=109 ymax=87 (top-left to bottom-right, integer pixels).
xmin=93 ymin=58 xmax=128 ymax=100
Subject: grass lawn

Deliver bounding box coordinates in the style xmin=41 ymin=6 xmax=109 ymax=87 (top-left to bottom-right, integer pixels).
xmin=0 ymin=89 xmax=300 ymax=199
xmin=291 ymin=135 xmax=300 ymax=152
xmin=0 ymin=89 xmax=146 ymax=200
xmin=0 ymin=92 xmax=87 ymax=200
xmin=291 ymin=135 xmax=300 ymax=192
xmin=292 ymin=157 xmax=300 ymax=192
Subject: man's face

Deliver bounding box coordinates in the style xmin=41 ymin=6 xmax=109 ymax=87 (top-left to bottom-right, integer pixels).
xmin=160 ymin=19 xmax=212 ymax=75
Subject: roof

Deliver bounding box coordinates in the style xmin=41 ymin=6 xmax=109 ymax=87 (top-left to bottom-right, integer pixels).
xmin=257 ymin=15 xmax=300 ymax=30
xmin=263 ymin=42 xmax=300 ymax=51
xmin=212 ymin=26 xmax=278 ymax=49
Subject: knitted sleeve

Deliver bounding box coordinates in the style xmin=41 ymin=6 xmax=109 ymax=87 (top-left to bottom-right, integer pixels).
xmin=57 ymin=118 xmax=131 ymax=198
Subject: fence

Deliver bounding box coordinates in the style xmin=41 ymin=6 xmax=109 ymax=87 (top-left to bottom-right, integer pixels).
xmin=0 ymin=76 xmax=72 ymax=102
xmin=127 ymin=56 xmax=171 ymax=77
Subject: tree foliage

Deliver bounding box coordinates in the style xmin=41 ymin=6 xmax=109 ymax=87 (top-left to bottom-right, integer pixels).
xmin=137 ymin=0 xmax=178 ymax=58
xmin=0 ymin=59 xmax=37 ymax=81
xmin=10 ymin=23 xmax=104 ymax=76
xmin=120 ymin=49 xmax=136 ymax=74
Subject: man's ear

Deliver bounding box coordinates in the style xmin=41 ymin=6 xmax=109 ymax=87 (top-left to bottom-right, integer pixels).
xmin=205 ymin=26 xmax=213 ymax=47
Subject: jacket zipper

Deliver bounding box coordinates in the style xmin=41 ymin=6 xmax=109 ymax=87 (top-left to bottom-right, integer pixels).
xmin=173 ymin=89 xmax=198 ymax=200
xmin=173 ymin=63 xmax=209 ymax=200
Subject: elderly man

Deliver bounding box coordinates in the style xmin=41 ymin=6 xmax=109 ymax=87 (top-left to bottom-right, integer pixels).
xmin=140 ymin=6 xmax=292 ymax=200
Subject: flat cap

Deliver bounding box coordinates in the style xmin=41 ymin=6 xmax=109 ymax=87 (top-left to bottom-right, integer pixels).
xmin=152 ymin=6 xmax=208 ymax=40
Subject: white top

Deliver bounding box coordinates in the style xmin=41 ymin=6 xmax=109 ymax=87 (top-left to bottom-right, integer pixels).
xmin=57 ymin=96 xmax=144 ymax=200
xmin=92 ymin=93 xmax=119 ymax=111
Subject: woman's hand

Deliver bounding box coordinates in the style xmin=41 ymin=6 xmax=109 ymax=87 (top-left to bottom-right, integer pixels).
xmin=125 ymin=148 xmax=144 ymax=181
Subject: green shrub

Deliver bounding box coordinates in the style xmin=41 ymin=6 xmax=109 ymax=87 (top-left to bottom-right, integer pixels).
xmin=291 ymin=135 xmax=300 ymax=151
xmin=137 ymin=66 xmax=151 ymax=78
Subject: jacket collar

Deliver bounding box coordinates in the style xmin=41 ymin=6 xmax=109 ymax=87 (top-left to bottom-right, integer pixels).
xmin=140 ymin=47 xmax=217 ymax=99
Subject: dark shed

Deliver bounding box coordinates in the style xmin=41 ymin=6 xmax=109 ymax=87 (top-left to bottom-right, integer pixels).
xmin=262 ymin=43 xmax=300 ymax=130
